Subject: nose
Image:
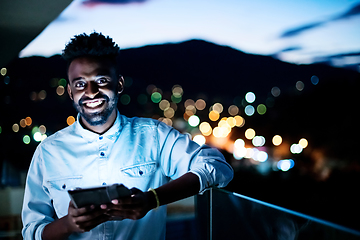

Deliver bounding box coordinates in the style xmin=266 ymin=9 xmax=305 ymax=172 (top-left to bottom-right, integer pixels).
xmin=85 ymin=81 xmax=99 ymax=98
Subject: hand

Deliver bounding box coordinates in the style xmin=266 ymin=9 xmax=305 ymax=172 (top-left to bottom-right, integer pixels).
xmin=66 ymin=201 xmax=111 ymax=233
xmin=102 ymin=187 xmax=157 ymax=220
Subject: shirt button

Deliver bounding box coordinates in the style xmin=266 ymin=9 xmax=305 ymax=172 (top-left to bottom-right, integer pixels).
xmin=99 ymin=136 xmax=103 ymax=140
xmin=100 ymin=152 xmax=105 ymax=157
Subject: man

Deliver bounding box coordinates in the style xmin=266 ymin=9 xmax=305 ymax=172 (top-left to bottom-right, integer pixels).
xmin=22 ymin=32 xmax=233 ymax=240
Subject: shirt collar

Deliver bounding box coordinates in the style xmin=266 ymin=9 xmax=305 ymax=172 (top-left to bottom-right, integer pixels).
xmin=74 ymin=110 xmax=122 ymax=142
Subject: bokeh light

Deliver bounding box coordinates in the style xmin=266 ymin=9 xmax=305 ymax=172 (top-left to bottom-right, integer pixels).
xmin=25 ymin=117 xmax=32 ymax=126
xmin=228 ymin=105 xmax=239 ymax=116
xmin=245 ymin=92 xmax=256 ymax=103
xmin=188 ymin=115 xmax=200 ymax=127
xmin=252 ymin=136 xmax=265 ymax=147
xmin=234 ymin=115 xmax=245 ymax=127
xmin=151 ymin=92 xmax=162 ymax=103
xmin=159 ymin=100 xmax=170 ymax=110
xmin=56 ymin=86 xmax=65 ymax=96
xmin=272 ymin=135 xmax=282 ymax=146
xmin=209 ymin=110 xmax=220 ymax=121
xmin=23 ymin=135 xmax=31 ymax=144
xmin=195 ymin=99 xmax=206 ymax=110
xmin=212 ymin=103 xmax=223 ymax=114
xmin=245 ymin=128 xmax=256 ymax=140
xmin=199 ymin=122 xmax=212 ymax=136
xmin=296 ymin=81 xmax=304 ymax=91
xmin=311 ymin=75 xmax=319 ymax=85
xmin=120 ymin=94 xmax=131 ymax=105
xmin=0 ymin=68 xmax=7 ymax=76
xmin=299 ymin=138 xmax=308 ymax=148
xmin=244 ymin=105 xmax=255 ymax=116
xmin=193 ymin=135 xmax=206 ymax=145
xmin=164 ymin=107 xmax=175 ymax=118
xmin=67 ymin=116 xmax=76 ymax=126
xmin=290 ymin=144 xmax=303 ymax=154
xmin=277 ymin=159 xmax=295 ymax=171
xmin=12 ymin=124 xmax=19 ymax=132
xmin=257 ymin=104 xmax=267 ymax=115
xmin=271 ymin=87 xmax=281 ymax=97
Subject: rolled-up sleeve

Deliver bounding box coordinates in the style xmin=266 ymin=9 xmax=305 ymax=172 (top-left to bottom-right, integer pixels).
xmin=22 ymin=146 xmax=55 ymax=240
xmin=157 ymin=121 xmax=233 ymax=193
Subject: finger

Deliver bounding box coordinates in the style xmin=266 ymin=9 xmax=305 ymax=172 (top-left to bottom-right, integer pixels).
xmin=78 ymin=214 xmax=111 ymax=232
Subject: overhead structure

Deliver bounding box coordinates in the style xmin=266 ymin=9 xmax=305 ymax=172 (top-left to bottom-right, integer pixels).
xmin=0 ymin=0 xmax=72 ymax=67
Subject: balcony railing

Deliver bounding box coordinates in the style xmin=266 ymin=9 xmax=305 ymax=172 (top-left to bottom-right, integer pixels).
xmin=195 ymin=188 xmax=360 ymax=240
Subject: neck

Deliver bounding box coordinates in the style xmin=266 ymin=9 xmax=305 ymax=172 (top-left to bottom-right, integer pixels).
xmin=80 ymin=110 xmax=117 ymax=135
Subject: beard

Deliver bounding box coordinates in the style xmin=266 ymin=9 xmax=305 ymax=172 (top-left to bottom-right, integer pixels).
xmin=72 ymin=92 xmax=119 ymax=126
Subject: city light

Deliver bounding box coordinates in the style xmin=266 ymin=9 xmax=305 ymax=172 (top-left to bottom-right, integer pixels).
xmin=234 ymin=115 xmax=245 ymax=127
xmin=244 ymin=105 xmax=255 ymax=116
xmin=195 ymin=99 xmax=206 ymax=110
xmin=245 ymin=128 xmax=256 ymax=140
xmin=311 ymin=75 xmax=319 ymax=85
xmin=272 ymin=135 xmax=282 ymax=146
xmin=188 ymin=115 xmax=200 ymax=127
xmin=245 ymin=92 xmax=256 ymax=103
xmin=296 ymin=81 xmax=305 ymax=91
xmin=271 ymin=87 xmax=281 ymax=97
xmin=199 ymin=122 xmax=212 ymax=136
xmin=290 ymin=143 xmax=303 ymax=154
xmin=12 ymin=124 xmax=19 ymax=133
xmin=277 ymin=159 xmax=295 ymax=171
xmin=56 ymin=86 xmax=65 ymax=96
xmin=299 ymin=138 xmax=308 ymax=148
xmin=212 ymin=103 xmax=223 ymax=114
xmin=164 ymin=107 xmax=175 ymax=118
xmin=159 ymin=100 xmax=170 ymax=110
xmin=252 ymin=136 xmax=265 ymax=147
xmin=67 ymin=116 xmax=76 ymax=126
xmin=209 ymin=110 xmax=220 ymax=121
xmin=193 ymin=135 xmax=206 ymax=145
xmin=257 ymin=104 xmax=267 ymax=115
xmin=23 ymin=135 xmax=31 ymax=144
xmin=0 ymin=67 xmax=7 ymax=76
xmin=228 ymin=105 xmax=239 ymax=116
xmin=151 ymin=92 xmax=162 ymax=103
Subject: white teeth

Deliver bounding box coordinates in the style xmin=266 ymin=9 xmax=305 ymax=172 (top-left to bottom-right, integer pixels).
xmin=85 ymin=100 xmax=103 ymax=108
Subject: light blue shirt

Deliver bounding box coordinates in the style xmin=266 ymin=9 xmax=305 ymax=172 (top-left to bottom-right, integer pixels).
xmin=22 ymin=111 xmax=233 ymax=240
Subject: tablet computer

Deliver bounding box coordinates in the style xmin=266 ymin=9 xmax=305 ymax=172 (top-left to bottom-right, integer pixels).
xmin=68 ymin=183 xmax=132 ymax=209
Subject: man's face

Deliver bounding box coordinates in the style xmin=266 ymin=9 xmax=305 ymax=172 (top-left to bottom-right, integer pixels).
xmin=67 ymin=57 xmax=122 ymax=126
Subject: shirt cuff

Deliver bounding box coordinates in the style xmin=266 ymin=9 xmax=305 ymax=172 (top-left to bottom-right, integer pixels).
xmin=189 ymin=168 xmax=214 ymax=194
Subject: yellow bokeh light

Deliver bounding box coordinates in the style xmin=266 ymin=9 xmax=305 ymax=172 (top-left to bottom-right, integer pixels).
xmin=226 ymin=117 xmax=236 ymax=128
xmin=299 ymin=138 xmax=308 ymax=148
xmin=56 ymin=86 xmax=65 ymax=96
xmin=1 ymin=68 xmax=7 ymax=76
xmin=209 ymin=111 xmax=220 ymax=121
xmin=272 ymin=135 xmax=283 ymax=146
xmin=186 ymin=105 xmax=196 ymax=114
xmin=199 ymin=122 xmax=212 ymax=135
xmin=245 ymin=128 xmax=256 ymax=140
xmin=67 ymin=116 xmax=76 ymax=125
xmin=213 ymin=127 xmax=223 ymax=138
xmin=12 ymin=124 xmax=19 ymax=132
xmin=164 ymin=107 xmax=175 ymax=118
xmin=159 ymin=100 xmax=170 ymax=111
xmin=234 ymin=115 xmax=245 ymax=127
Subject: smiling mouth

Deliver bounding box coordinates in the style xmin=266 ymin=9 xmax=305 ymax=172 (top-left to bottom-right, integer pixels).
xmin=83 ymin=99 xmax=105 ymax=108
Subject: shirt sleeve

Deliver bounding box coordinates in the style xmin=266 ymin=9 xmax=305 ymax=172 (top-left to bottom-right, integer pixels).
xmin=157 ymin=121 xmax=233 ymax=193
xmin=22 ymin=146 xmax=55 ymax=240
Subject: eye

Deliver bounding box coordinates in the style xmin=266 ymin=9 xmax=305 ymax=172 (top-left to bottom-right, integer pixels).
xmin=74 ymin=81 xmax=86 ymax=89
xmin=96 ymin=77 xmax=109 ymax=85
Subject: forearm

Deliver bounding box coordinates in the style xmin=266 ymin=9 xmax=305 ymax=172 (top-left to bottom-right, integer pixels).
xmin=42 ymin=216 xmax=72 ymax=240
xmin=153 ymin=172 xmax=200 ymax=207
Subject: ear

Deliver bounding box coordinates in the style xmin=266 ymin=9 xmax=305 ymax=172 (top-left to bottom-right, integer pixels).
xmin=67 ymin=84 xmax=73 ymax=100
xmin=118 ymin=75 xmax=125 ymax=94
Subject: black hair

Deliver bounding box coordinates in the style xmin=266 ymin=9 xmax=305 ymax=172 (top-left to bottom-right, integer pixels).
xmin=62 ymin=32 xmax=120 ymax=68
